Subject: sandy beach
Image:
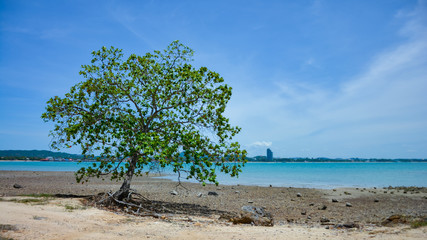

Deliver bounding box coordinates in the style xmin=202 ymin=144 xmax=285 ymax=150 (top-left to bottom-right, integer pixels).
xmin=1 ymin=171 xmax=426 ymax=239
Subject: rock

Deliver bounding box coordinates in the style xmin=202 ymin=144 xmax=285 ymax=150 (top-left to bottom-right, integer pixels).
xmin=332 ymin=199 xmax=338 ymax=203
xmin=13 ymin=184 xmax=23 ymax=189
xmin=170 ymin=190 xmax=178 ymax=195
xmin=269 ymin=184 xmax=272 ymax=187
xmin=320 ymin=217 xmax=330 ymax=223
xmin=235 ymin=191 xmax=240 ymax=194
xmin=208 ymin=191 xmax=218 ymax=196
xmin=382 ymin=215 xmax=408 ymax=226
xmin=197 ymin=192 xmax=203 ymax=198
xmin=309 ymin=203 xmax=314 ymax=206
xmin=307 ymin=216 xmax=311 ymax=219
xmin=318 ymin=205 xmax=327 ymax=210
xmin=248 ymin=200 xmax=254 ymax=203
xmin=343 ymin=223 xmax=359 ymax=228
xmin=301 ymin=210 xmax=306 ymax=215
xmin=346 ymin=202 xmax=352 ymax=207
xmin=296 ymin=193 xmax=302 ymax=197
xmin=232 ymin=205 xmax=274 ymax=226
xmin=374 ymin=199 xmax=379 ymax=202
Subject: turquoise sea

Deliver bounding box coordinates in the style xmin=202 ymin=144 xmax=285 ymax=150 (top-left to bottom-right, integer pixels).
xmin=1 ymin=161 xmax=426 ymax=189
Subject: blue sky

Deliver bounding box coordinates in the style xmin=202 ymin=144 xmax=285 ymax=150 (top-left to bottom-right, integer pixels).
xmin=1 ymin=0 xmax=426 ymax=158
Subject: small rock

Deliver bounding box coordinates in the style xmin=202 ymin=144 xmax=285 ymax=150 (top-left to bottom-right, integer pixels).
xmin=248 ymin=200 xmax=254 ymax=203
xmin=296 ymin=193 xmax=302 ymax=197
xmin=346 ymin=202 xmax=352 ymax=207
xmin=343 ymin=223 xmax=358 ymax=228
xmin=13 ymin=184 xmax=23 ymax=189
xmin=235 ymin=191 xmax=240 ymax=194
xmin=309 ymin=203 xmax=314 ymax=206
xmin=318 ymin=205 xmax=327 ymax=210
xmin=307 ymin=216 xmax=311 ymax=219
xmin=374 ymin=199 xmax=379 ymax=202
xmin=170 ymin=190 xmax=178 ymax=195
xmin=208 ymin=191 xmax=218 ymax=196
xmin=332 ymin=189 xmax=337 ymax=191
xmin=197 ymin=192 xmax=203 ymax=198
xmin=320 ymin=217 xmax=330 ymax=223
xmin=332 ymin=199 xmax=338 ymax=203
xmin=301 ymin=210 xmax=306 ymax=215
xmin=269 ymin=184 xmax=272 ymax=187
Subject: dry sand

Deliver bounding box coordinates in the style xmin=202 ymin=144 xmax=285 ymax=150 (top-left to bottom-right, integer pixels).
xmin=1 ymin=171 xmax=427 ymax=239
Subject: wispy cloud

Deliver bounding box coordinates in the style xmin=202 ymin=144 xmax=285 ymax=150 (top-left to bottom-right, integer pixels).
xmin=229 ymin=2 xmax=427 ymax=158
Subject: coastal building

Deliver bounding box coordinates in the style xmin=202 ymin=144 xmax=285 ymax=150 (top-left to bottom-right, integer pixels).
xmin=267 ymin=148 xmax=273 ymax=161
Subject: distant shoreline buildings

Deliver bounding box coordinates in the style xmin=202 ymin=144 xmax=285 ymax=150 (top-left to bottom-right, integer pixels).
xmin=267 ymin=148 xmax=273 ymax=161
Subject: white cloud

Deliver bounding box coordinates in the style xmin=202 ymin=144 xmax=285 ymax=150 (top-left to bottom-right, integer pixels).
xmin=250 ymin=141 xmax=272 ymax=147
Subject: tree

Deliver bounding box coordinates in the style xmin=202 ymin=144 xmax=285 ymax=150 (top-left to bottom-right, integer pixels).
xmin=42 ymin=41 xmax=247 ymax=200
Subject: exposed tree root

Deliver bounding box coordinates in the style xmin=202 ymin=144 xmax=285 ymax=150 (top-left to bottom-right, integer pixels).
xmin=88 ymin=190 xmax=237 ymax=221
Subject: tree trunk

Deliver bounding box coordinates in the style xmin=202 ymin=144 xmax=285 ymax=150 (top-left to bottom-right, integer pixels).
xmin=114 ymin=157 xmax=137 ymax=201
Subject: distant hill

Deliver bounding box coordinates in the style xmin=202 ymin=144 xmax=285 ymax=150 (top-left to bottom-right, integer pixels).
xmin=0 ymin=150 xmax=83 ymax=160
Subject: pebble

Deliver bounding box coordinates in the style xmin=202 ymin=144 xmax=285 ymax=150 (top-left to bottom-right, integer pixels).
xmin=197 ymin=192 xmax=203 ymax=198
xmin=332 ymin=199 xmax=338 ymax=203
xmin=346 ymin=202 xmax=352 ymax=207
xmin=170 ymin=190 xmax=178 ymax=195
xmin=374 ymin=199 xmax=379 ymax=202
xmin=318 ymin=205 xmax=327 ymax=210
xmin=13 ymin=183 xmax=23 ymax=189
xmin=208 ymin=191 xmax=218 ymax=196
xmin=296 ymin=193 xmax=302 ymax=197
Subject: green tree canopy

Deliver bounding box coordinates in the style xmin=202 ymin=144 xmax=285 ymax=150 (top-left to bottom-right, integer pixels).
xmin=42 ymin=41 xmax=247 ymax=199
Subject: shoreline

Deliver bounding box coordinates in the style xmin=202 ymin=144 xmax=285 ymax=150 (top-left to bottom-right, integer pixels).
xmin=1 ymin=171 xmax=426 ymax=223
xmin=1 ymin=170 xmax=426 ymax=239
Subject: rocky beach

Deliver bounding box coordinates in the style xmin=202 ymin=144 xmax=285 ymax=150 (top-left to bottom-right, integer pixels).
xmin=1 ymin=171 xmax=427 ymax=239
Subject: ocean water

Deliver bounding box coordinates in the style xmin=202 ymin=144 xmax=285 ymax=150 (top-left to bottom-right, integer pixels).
xmin=1 ymin=161 xmax=426 ymax=189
